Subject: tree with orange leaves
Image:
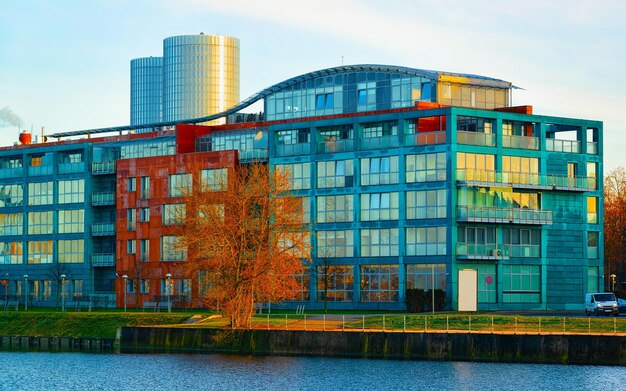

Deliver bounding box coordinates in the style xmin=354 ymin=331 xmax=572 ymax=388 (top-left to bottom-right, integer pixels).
xmin=605 ymin=167 xmax=626 ymax=287
xmin=177 ymin=163 xmax=310 ymax=328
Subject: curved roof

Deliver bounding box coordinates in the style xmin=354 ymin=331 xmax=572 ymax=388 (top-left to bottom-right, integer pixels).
xmin=51 ymin=64 xmax=513 ymax=138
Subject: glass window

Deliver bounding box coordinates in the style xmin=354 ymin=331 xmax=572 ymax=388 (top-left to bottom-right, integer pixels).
xmin=0 ymin=184 xmax=23 ymax=207
xmin=292 ymin=267 xmax=310 ymax=301
xmin=360 ymin=192 xmax=399 ymax=221
xmin=140 ymin=239 xmax=149 ymax=262
xmin=127 ymin=177 xmax=136 ymax=192
xmin=317 ymin=160 xmax=354 ymax=188
xmin=140 ymin=279 xmax=150 ymax=294
xmin=0 ymin=241 xmax=22 ymax=264
xmin=169 ymin=173 xmax=192 ymax=197
xmin=587 ymin=197 xmax=597 ymax=224
xmin=28 ymin=182 xmax=53 ymax=206
xmin=317 ymin=195 xmax=353 ymax=223
xmin=0 ymin=213 xmax=23 ymax=236
xmin=140 ymin=176 xmax=150 ymax=199
xmin=588 ymin=231 xmax=598 ymax=259
xmin=28 ymin=240 xmax=53 ymax=264
xmin=406 ymin=153 xmax=446 ymax=182
xmin=360 ymin=156 xmax=399 ymax=186
xmin=27 ymin=211 xmax=53 ymax=235
xmin=58 ymin=210 xmax=84 ymax=233
xmin=406 ymin=189 xmax=446 ymax=219
xmin=587 ymin=162 xmax=597 ymax=189
xmin=457 ymin=152 xmax=496 ymax=171
xmin=127 ymin=240 xmax=136 ymax=255
xmin=360 ymin=265 xmax=399 ymax=302
xmin=461 ymin=264 xmax=497 ymax=303
xmin=587 ymin=266 xmax=599 ymax=293
xmin=161 ymin=236 xmax=187 ymax=261
xmin=163 ymin=204 xmax=186 ymax=226
xmin=201 ymin=168 xmax=227 ymax=192
xmin=58 ymin=179 xmax=84 ymax=204
xmin=58 ymin=239 xmax=84 ymax=263
xmin=72 ymin=280 xmax=83 ymax=300
xmin=406 ymin=227 xmax=447 ymax=256
xmin=316 ymin=265 xmax=354 ymax=302
xmin=317 ymin=230 xmax=354 ymax=258
xmin=502 ymin=265 xmax=541 ymax=303
xmin=276 ymin=163 xmax=311 ymax=190
xmin=406 ymin=264 xmax=447 ymax=290
xmin=127 ymin=209 xmax=136 ymax=231
xmin=361 ymin=229 xmax=399 ymax=257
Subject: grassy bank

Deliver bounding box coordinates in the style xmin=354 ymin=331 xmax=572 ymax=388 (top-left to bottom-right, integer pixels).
xmin=0 ymin=312 xmax=192 ymax=339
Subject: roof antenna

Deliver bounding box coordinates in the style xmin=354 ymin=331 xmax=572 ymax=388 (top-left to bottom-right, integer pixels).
xmin=341 ymin=56 xmax=344 ymax=66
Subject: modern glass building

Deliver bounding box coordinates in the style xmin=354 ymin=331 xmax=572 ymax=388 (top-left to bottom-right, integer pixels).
xmin=130 ymin=56 xmax=163 ymax=127
xmin=3 ymin=64 xmax=603 ymax=312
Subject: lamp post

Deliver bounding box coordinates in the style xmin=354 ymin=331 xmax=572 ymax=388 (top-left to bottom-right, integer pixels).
xmin=122 ymin=275 xmax=128 ymax=312
xmin=166 ymin=273 xmax=172 ymax=313
xmin=60 ymin=274 xmax=66 ymax=312
xmin=23 ymin=274 xmax=28 ymax=311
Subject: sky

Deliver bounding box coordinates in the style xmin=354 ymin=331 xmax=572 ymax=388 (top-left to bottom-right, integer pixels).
xmin=0 ymin=0 xmax=625 ymax=169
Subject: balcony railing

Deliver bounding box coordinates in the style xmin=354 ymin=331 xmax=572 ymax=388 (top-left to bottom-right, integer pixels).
xmin=546 ymin=139 xmax=580 ymax=153
xmin=360 ymin=135 xmax=398 ymax=151
xmin=58 ymin=162 xmax=86 ymax=174
xmin=276 ymin=143 xmax=311 ymax=157
xmin=457 ymin=131 xmax=496 ymax=147
xmin=92 ymin=253 xmax=115 ymax=267
xmin=92 ymin=192 xmax=115 ymax=206
xmin=456 ymin=206 xmax=553 ymax=225
xmin=502 ymin=134 xmax=539 ymax=150
xmin=317 ymin=139 xmax=354 ymax=154
xmin=28 ymin=165 xmax=53 ymax=177
xmin=92 ymin=222 xmax=115 ymax=236
xmin=587 ymin=142 xmax=598 ymax=155
xmin=92 ymin=161 xmax=116 ymax=175
xmin=0 ymin=167 xmax=23 ymax=178
xmin=405 ymin=131 xmax=447 ymax=146
xmin=456 ymin=244 xmax=540 ymax=259
xmin=456 ymin=169 xmax=595 ymax=191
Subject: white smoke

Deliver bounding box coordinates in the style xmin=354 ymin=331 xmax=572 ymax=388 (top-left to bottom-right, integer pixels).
xmin=0 ymin=106 xmax=23 ymax=128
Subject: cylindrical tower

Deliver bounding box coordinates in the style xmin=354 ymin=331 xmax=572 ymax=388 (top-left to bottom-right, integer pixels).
xmin=130 ymin=56 xmax=163 ymax=127
xmin=162 ymin=34 xmax=240 ymax=124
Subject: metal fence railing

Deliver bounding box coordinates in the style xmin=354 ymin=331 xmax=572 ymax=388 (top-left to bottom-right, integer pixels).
xmin=244 ymin=314 xmax=626 ymax=335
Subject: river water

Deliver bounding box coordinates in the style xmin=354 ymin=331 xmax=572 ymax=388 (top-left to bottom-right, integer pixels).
xmin=1 ymin=352 xmax=625 ymax=390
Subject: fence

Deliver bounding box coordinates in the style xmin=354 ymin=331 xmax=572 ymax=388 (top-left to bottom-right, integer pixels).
xmin=245 ymin=314 xmax=626 ymax=335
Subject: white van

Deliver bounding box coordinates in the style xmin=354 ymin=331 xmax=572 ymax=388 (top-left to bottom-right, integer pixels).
xmin=585 ymin=292 xmax=619 ymax=316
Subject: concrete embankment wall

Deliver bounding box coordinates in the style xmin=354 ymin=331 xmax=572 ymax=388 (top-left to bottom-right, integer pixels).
xmin=0 ymin=336 xmax=115 ymax=352
xmin=120 ymin=327 xmax=626 ymax=365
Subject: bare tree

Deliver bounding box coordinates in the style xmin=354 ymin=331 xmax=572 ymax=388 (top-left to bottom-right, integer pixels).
xmin=605 ymin=167 xmax=626 ymax=287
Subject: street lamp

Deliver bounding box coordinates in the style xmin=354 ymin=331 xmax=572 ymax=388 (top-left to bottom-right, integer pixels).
xmin=610 ymin=274 xmax=617 ymax=291
xmin=23 ymin=274 xmax=28 ymax=311
xmin=165 ymin=273 xmax=172 ymax=313
xmin=122 ymin=275 xmax=128 ymax=312
xmin=60 ymin=274 xmax=66 ymax=312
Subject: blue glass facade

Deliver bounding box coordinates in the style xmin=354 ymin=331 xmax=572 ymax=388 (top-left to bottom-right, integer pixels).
xmin=130 ymin=57 xmax=163 ymax=127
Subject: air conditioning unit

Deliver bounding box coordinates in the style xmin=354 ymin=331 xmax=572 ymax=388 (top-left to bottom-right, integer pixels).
xmin=491 ymin=249 xmax=502 ymax=257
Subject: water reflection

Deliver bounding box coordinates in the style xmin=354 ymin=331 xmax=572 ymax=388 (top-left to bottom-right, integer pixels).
xmin=1 ymin=352 xmax=626 ymax=390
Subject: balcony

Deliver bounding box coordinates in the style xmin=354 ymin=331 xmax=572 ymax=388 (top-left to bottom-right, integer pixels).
xmin=456 ymin=206 xmax=553 ymax=225
xmin=92 ymin=222 xmax=115 ymax=236
xmin=91 ymin=161 xmax=116 ymax=175
xmin=546 ymin=139 xmax=580 ymax=153
xmin=457 ymin=131 xmax=496 ymax=147
xmin=239 ymin=149 xmax=269 ymax=163
xmin=276 ymin=143 xmax=311 ymax=157
xmin=317 ymin=139 xmax=354 ymax=154
xmin=587 ymin=142 xmax=598 ymax=155
xmin=456 ymin=244 xmax=541 ymax=259
xmin=360 ymin=135 xmax=398 ymax=151
xmin=58 ymin=162 xmax=86 ymax=174
xmin=0 ymin=167 xmax=23 ymax=179
xmin=456 ymin=169 xmax=595 ymax=191
xmin=502 ymin=134 xmax=539 ymax=150
xmin=405 ymin=131 xmax=447 ymax=146
xmin=28 ymin=165 xmax=53 ymax=176
xmin=92 ymin=253 xmax=115 ymax=267
xmin=92 ymin=192 xmax=116 ymax=206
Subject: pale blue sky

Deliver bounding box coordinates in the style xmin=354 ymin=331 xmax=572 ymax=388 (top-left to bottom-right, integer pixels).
xmin=1 ymin=0 xmax=625 ymax=169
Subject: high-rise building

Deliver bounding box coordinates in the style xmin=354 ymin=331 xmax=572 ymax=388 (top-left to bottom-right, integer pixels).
xmin=130 ymin=56 xmax=163 ymax=126
xmin=3 ymin=65 xmax=603 ymax=312
xmin=130 ymin=34 xmax=240 ymax=129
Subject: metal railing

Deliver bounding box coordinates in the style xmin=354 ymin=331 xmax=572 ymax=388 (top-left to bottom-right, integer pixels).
xmin=502 ymin=134 xmax=539 ymax=150
xmin=317 ymin=139 xmax=354 ymax=154
xmin=456 ymin=206 xmax=553 ymax=225
xmin=91 ymin=222 xmax=115 ymax=236
xmin=276 ymin=143 xmax=311 ymax=157
xmin=457 ymin=131 xmax=496 ymax=147
xmin=92 ymin=161 xmax=116 ymax=175
xmin=92 ymin=192 xmax=115 ymax=206
xmin=244 ymin=314 xmax=626 ymax=335
xmin=58 ymin=162 xmax=86 ymax=174
xmin=92 ymin=253 xmax=115 ymax=267
xmin=456 ymin=169 xmax=595 ymax=191
xmin=359 ymin=135 xmax=398 ymax=151
xmin=455 ymin=243 xmax=540 ymax=258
